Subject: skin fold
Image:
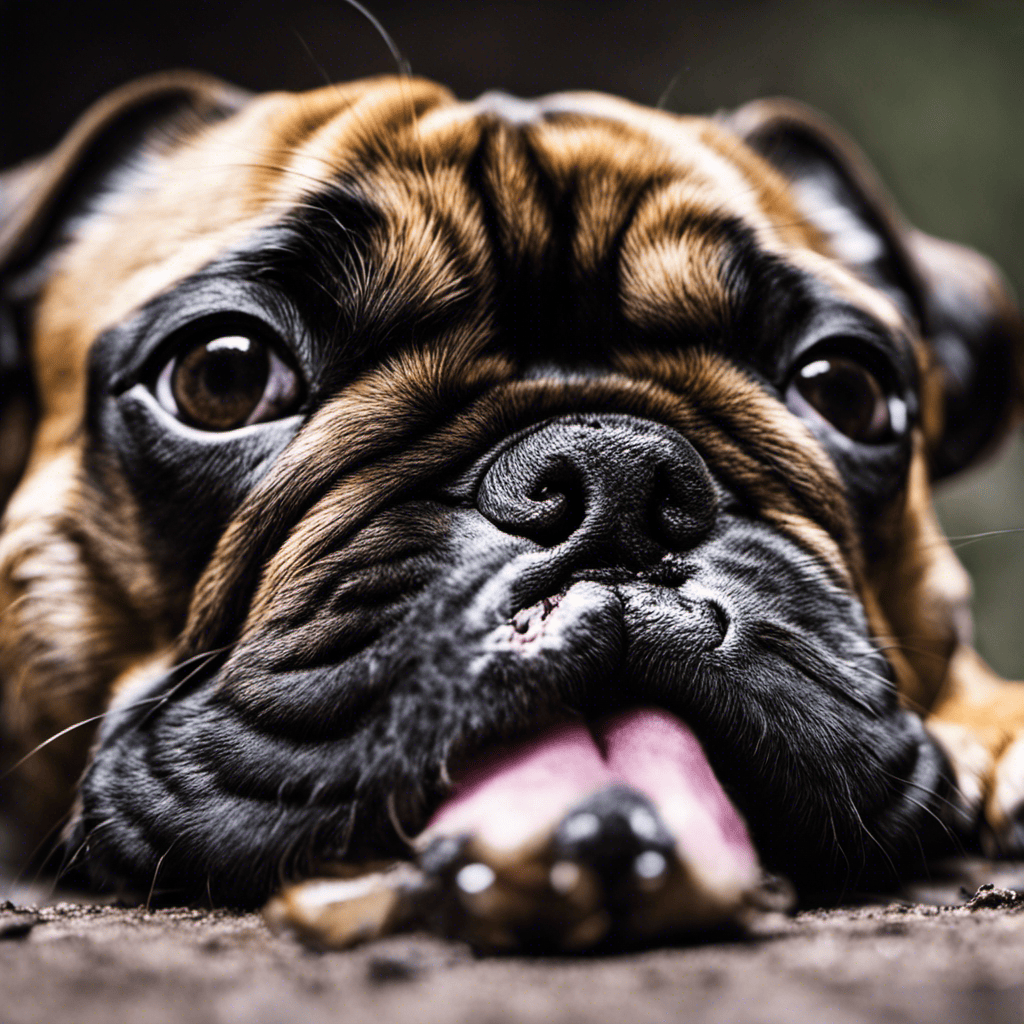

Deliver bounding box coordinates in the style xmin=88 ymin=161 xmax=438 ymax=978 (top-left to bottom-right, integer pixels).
xmin=0 ymin=74 xmax=1022 ymax=913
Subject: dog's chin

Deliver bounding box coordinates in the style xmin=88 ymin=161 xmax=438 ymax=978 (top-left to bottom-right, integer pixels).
xmin=67 ymin=512 xmax=952 ymax=908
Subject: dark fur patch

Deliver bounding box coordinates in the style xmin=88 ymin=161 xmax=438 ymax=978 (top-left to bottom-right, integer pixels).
xmin=4 ymin=75 xmax=1019 ymax=903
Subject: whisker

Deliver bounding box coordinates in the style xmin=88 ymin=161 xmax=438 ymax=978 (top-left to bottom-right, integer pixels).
xmin=387 ymin=792 xmax=415 ymax=848
xmin=342 ymin=0 xmax=410 ymax=78
xmin=948 ymin=528 xmax=1024 ymax=552
xmin=878 ymin=766 xmax=967 ymax=857
xmin=146 ymin=842 xmax=176 ymax=911
xmin=5 ymin=807 xmax=73 ymax=896
xmin=656 ymin=70 xmax=684 ymax=111
xmin=52 ymin=817 xmax=117 ymax=892
xmin=0 ymin=706 xmax=161 ymax=781
xmin=2 ymin=645 xmax=233 ymax=780
xmin=134 ymin=645 xmax=235 ymax=728
xmin=753 ymin=621 xmax=881 ymax=717
xmin=290 ymin=25 xmax=334 ymax=88
xmin=843 ymin=778 xmax=899 ymax=879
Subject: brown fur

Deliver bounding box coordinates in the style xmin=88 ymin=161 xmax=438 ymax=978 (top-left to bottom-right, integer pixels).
xmin=1 ymin=72 xmax=1023 ymax=866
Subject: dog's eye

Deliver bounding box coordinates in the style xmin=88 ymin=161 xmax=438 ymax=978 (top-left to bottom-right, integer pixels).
xmin=154 ymin=334 xmax=301 ymax=430
xmin=787 ymin=354 xmax=903 ymax=444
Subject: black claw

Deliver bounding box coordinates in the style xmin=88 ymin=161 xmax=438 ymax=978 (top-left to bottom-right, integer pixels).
xmin=419 ymin=835 xmax=468 ymax=877
xmin=553 ymin=784 xmax=676 ymax=893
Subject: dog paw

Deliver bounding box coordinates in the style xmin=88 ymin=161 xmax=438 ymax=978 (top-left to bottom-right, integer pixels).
xmin=928 ymin=718 xmax=1024 ymax=857
xmin=267 ymin=783 xmax=785 ymax=952
xmin=419 ymin=782 xmax=770 ymax=951
xmin=926 ymin=720 xmax=992 ymax=832
xmin=265 ymin=862 xmax=431 ymax=950
xmin=983 ymin=732 xmax=1024 ymax=857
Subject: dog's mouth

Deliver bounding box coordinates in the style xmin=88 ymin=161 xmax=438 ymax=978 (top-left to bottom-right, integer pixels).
xmin=353 ymin=583 xmax=765 ymax=950
xmin=266 ymin=579 xmax=770 ymax=950
xmin=273 ymin=705 xmax=768 ymax=952
xmin=506 ymin=591 xmax=564 ymax=646
xmin=436 ymin=582 xmax=750 ymax=879
xmin=425 ymin=708 xmax=755 ymax=873
xmin=487 ymin=580 xmax=626 ymax=655
xmin=419 ymin=705 xmax=763 ymax=921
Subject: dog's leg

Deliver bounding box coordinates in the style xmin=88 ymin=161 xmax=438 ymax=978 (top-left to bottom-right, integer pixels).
xmin=926 ymin=644 xmax=1024 ymax=854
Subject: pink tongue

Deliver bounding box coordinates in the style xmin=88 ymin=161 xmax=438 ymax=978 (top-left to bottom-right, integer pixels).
xmin=424 ymin=708 xmax=758 ymax=884
xmin=426 ymin=720 xmax=615 ymax=853
xmin=603 ymin=709 xmax=759 ymax=879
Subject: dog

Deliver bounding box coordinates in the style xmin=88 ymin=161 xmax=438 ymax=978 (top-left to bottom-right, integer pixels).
xmin=2 ymin=70 xmax=1024 ymax=947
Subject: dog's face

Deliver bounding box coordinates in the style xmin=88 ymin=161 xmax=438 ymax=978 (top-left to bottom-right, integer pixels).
xmin=1 ymin=74 xmax=1021 ymax=910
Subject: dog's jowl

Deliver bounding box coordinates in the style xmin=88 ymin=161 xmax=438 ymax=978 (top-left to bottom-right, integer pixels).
xmin=2 ymin=72 xmax=1024 ymax=948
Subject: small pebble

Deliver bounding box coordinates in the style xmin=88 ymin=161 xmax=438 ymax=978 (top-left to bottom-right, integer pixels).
xmin=964 ymin=883 xmax=1024 ymax=911
xmin=366 ymin=954 xmax=421 ymax=984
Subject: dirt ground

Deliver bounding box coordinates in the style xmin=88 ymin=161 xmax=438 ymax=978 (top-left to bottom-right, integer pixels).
xmin=2 ymin=861 xmax=1023 ymax=1024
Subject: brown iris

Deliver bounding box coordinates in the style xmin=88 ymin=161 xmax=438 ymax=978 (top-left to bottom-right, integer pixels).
xmin=791 ymin=356 xmax=892 ymax=443
xmin=172 ymin=336 xmax=270 ymax=430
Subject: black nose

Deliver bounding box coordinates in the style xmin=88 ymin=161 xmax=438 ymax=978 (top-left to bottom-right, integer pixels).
xmin=477 ymin=414 xmax=717 ymax=562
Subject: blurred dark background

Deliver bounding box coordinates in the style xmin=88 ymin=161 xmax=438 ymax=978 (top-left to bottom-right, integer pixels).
xmin=2 ymin=0 xmax=1023 ymax=673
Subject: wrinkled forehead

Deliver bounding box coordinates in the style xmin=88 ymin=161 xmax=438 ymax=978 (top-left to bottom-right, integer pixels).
xmin=266 ymin=81 xmax=845 ymax=329
xmin=36 ymin=76 xmax=908 ymax=429
xmin=45 ymin=78 xmax=890 ymax=334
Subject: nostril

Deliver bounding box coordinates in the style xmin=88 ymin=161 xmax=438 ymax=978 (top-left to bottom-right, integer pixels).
xmin=526 ymin=471 xmax=586 ymax=546
xmin=479 ymin=455 xmax=586 ymax=547
xmin=649 ymin=462 xmax=717 ymax=551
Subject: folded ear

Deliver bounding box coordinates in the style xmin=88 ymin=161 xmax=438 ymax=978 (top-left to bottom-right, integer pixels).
xmin=724 ymin=98 xmax=1024 ymax=480
xmin=0 ymin=71 xmax=249 ymax=509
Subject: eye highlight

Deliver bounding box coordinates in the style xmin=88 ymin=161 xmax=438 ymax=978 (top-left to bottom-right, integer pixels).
xmin=154 ymin=333 xmax=301 ymax=430
xmin=786 ymin=353 xmax=906 ymax=444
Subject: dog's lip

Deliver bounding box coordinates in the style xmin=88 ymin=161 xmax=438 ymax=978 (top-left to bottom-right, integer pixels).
xmin=502 ymin=589 xmax=568 ymax=649
xmin=492 ymin=576 xmax=729 ymax=661
xmin=483 ymin=579 xmax=621 ymax=654
xmin=497 ymin=551 xmax=703 ymax=631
